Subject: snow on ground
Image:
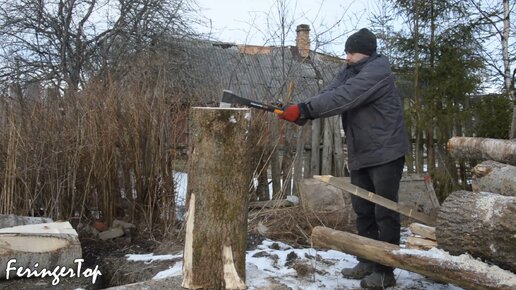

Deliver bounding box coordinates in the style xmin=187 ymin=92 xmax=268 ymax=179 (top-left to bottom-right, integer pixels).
xmin=169 ymin=172 xmax=464 ymax=288
xmin=128 ymin=239 xmax=463 ymax=289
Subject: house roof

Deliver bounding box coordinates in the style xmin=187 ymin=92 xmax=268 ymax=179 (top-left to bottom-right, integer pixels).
xmin=163 ymin=38 xmax=344 ymax=105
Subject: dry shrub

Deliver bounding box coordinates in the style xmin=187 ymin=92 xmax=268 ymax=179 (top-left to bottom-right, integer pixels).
xmin=248 ymin=205 xmax=356 ymax=247
xmin=0 ymin=51 xmax=189 ymax=238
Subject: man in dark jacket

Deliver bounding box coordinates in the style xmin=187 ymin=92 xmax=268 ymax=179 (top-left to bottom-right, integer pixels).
xmin=279 ymin=28 xmax=409 ymax=288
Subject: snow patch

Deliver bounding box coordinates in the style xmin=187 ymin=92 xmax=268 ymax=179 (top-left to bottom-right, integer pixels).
xmin=229 ymin=115 xmax=237 ymax=123
xmin=125 ymin=239 xmax=464 ymax=290
xmin=475 ymin=192 xmax=508 ymax=222
xmin=153 ymin=261 xmax=183 ymax=280
xmin=126 ymin=252 xmax=182 ymax=263
xmin=397 ymin=248 xmax=516 ymax=286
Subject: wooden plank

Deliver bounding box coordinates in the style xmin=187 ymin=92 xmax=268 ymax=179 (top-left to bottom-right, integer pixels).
xmin=409 ymin=223 xmax=436 ymax=240
xmin=311 ymin=226 xmax=516 ymax=290
xmin=406 ymin=236 xmax=437 ymax=250
xmin=313 ymin=175 xmax=436 ymax=225
xmin=423 ymin=175 xmax=440 ymax=207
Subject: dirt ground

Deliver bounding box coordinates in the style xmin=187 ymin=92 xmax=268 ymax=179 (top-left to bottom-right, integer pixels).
xmin=0 ymin=214 xmax=270 ymax=290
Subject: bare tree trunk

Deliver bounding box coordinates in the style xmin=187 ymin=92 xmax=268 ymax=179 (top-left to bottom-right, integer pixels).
xmin=447 ymin=137 xmax=516 ymax=165
xmin=321 ymin=118 xmax=333 ymax=175
xmin=310 ymin=119 xmax=322 ymax=177
xmin=502 ymin=0 xmax=516 ymax=139
xmin=332 ymin=116 xmax=345 ymax=177
xmin=280 ymin=150 xmax=293 ymax=197
xmin=415 ymin=123 xmax=424 ymax=173
xmin=270 ymin=121 xmax=282 ymax=199
xmin=427 ymin=128 xmax=435 ymax=172
xmin=256 ymin=157 xmax=270 ymax=201
xmin=436 ymin=190 xmax=516 ymax=273
xmin=502 ymin=0 xmax=511 ymax=99
xmin=311 ymin=226 xmax=516 ymax=290
xmin=182 ymin=108 xmax=250 ymax=289
xmin=293 ymin=125 xmax=307 ymax=196
xmin=472 ymin=160 xmax=516 ymax=196
xmin=406 ymin=136 xmax=415 ymax=173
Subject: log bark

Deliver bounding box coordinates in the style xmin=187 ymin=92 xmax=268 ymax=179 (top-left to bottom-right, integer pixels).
xmin=182 ymin=108 xmax=250 ymax=289
xmin=436 ymin=190 xmax=516 ymax=273
xmin=472 ymin=160 xmax=516 ymax=196
xmin=0 ymin=222 xmax=81 ymax=279
xmin=0 ymin=214 xmax=53 ymax=229
xmin=313 ymin=175 xmax=435 ymax=225
xmin=311 ymin=226 xmax=516 ymax=290
xmin=447 ymin=137 xmax=516 ymax=165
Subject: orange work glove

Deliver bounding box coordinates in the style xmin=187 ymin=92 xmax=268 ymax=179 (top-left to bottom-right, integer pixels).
xmin=279 ymin=104 xmax=301 ymax=122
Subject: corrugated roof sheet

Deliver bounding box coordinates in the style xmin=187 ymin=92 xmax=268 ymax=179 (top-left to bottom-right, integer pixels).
xmin=164 ymin=38 xmax=344 ymax=105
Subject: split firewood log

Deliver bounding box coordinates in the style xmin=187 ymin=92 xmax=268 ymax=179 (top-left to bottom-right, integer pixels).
xmin=436 ymin=190 xmax=516 ymax=273
xmin=471 ymin=160 xmax=516 ymax=196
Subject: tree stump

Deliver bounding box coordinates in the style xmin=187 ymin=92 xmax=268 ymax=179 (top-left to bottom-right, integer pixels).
xmin=182 ymin=108 xmax=251 ymax=290
xmin=472 ymin=160 xmax=516 ymax=196
xmin=436 ymin=190 xmax=516 ymax=273
xmin=0 ymin=222 xmax=81 ymax=279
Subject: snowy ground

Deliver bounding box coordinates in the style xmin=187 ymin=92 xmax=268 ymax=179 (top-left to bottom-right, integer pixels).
xmin=126 ymin=239 xmax=463 ymax=290
xmin=169 ymin=173 xmax=466 ymax=289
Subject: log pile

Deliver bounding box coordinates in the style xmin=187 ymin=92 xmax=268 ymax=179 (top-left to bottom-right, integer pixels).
xmin=310 ymin=137 xmax=516 ymax=289
xmin=439 ymin=137 xmax=516 ymax=274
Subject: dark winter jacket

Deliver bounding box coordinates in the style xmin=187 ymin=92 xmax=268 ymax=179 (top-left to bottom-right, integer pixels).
xmin=300 ymin=53 xmax=409 ymax=170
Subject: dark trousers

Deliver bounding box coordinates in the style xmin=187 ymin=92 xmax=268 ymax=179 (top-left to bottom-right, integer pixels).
xmin=350 ymin=156 xmax=404 ymax=273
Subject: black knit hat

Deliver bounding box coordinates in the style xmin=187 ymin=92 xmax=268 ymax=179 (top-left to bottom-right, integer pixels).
xmin=345 ymin=28 xmax=377 ymax=56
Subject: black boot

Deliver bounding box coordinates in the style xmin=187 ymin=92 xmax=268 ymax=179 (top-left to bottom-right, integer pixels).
xmin=360 ymin=271 xmax=396 ymax=289
xmin=341 ymin=262 xmax=374 ymax=279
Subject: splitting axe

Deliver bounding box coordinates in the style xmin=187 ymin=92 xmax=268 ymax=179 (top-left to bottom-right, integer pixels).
xmin=220 ymin=90 xmax=284 ymax=116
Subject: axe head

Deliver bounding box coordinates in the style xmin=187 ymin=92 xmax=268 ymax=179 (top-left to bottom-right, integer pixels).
xmin=219 ymin=90 xmax=235 ymax=108
xmin=219 ymin=90 xmax=284 ymax=115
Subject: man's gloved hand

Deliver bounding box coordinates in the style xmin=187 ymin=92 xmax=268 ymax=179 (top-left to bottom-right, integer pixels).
xmin=278 ymin=103 xmax=309 ymax=126
xmin=279 ymin=104 xmax=301 ymax=122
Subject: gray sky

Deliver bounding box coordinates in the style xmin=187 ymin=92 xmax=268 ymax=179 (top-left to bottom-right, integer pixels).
xmin=194 ymin=0 xmax=376 ymax=56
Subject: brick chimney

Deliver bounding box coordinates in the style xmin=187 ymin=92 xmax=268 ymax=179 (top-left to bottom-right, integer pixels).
xmin=296 ymin=24 xmax=311 ymax=58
